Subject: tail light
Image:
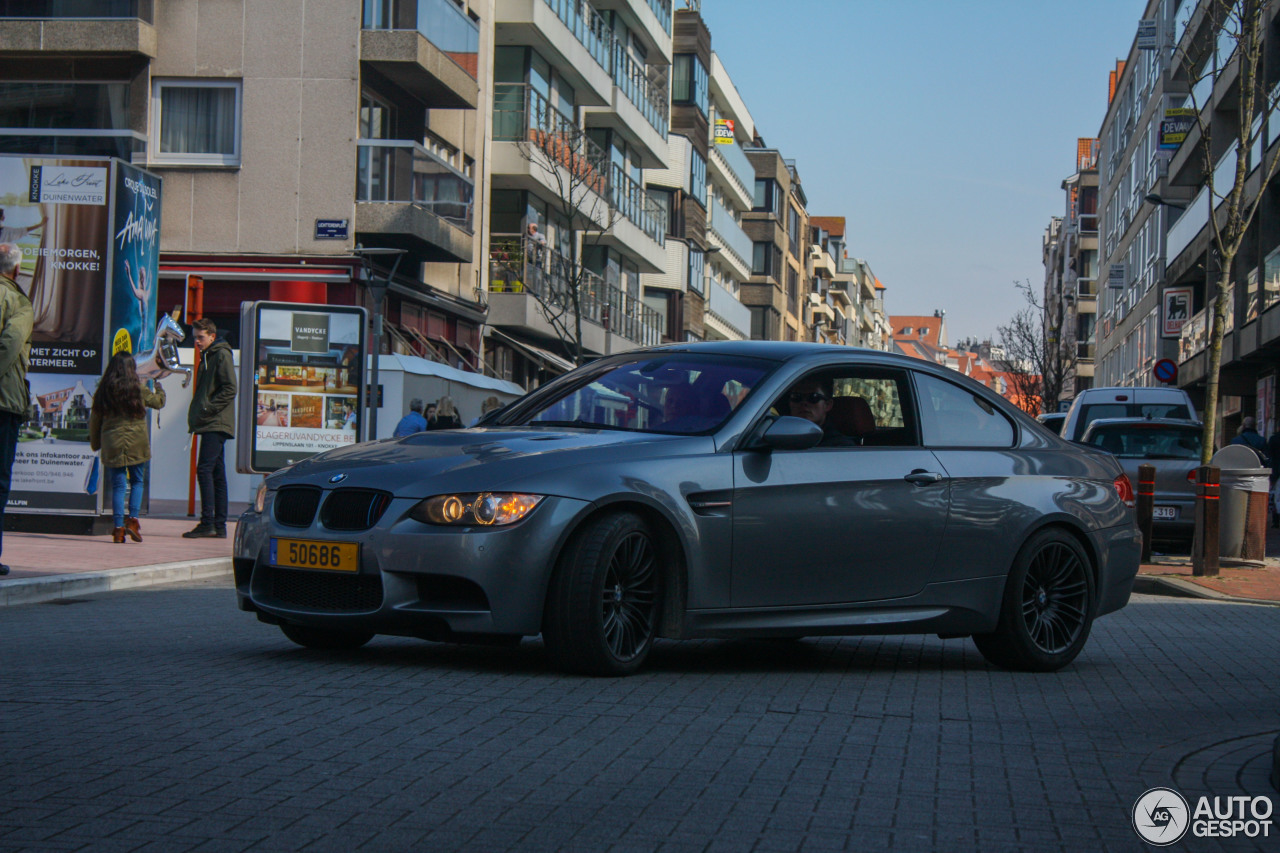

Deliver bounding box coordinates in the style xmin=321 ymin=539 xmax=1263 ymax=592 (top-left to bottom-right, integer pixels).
xmin=1187 ymin=470 xmax=1198 ymax=484
xmin=1114 ymin=473 xmax=1135 ymax=508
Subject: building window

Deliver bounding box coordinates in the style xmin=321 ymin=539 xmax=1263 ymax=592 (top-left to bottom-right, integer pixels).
xmin=672 ymin=54 xmax=708 ymax=117
xmin=788 ymin=206 xmax=801 ymax=256
xmin=752 ymin=179 xmax=783 ymax=217
xmin=151 ymin=79 xmax=242 ymax=166
xmin=688 ymin=246 xmax=705 ymax=295
xmin=689 ymin=148 xmax=706 ymax=206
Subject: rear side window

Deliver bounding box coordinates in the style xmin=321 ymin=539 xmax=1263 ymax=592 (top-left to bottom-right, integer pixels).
xmin=915 ymin=373 xmax=1015 ymax=448
xmin=1075 ymin=403 xmax=1128 ymax=439
xmin=1139 ymin=403 xmax=1191 ymax=420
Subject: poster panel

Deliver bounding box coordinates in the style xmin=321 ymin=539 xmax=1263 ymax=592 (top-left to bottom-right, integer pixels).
xmin=249 ymin=302 xmax=366 ymax=472
xmin=1162 ymin=286 xmax=1193 ymax=338
xmin=109 ymin=163 xmax=161 ymax=357
xmin=1 ymin=155 xmax=114 ymax=514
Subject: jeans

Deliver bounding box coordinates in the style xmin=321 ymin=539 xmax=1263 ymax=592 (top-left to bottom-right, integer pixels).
xmin=109 ymin=464 xmax=145 ymax=528
xmin=196 ymin=432 xmax=229 ymax=526
xmin=0 ymin=410 xmax=22 ymax=560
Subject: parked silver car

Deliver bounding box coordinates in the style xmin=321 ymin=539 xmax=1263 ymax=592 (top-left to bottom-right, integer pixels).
xmin=233 ymin=342 xmax=1141 ymax=675
xmin=1081 ymin=417 xmax=1202 ymax=547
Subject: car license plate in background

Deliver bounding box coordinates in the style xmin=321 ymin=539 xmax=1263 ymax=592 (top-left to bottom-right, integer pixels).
xmin=1153 ymin=506 xmax=1177 ymax=520
xmin=270 ymin=538 xmax=359 ymax=572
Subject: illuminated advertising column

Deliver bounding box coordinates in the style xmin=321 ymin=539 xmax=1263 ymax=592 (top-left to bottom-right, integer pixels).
xmin=237 ymin=301 xmax=368 ymax=473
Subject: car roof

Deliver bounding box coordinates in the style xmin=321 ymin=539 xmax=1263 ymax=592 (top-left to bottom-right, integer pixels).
xmin=1082 ymin=417 xmax=1203 ymax=434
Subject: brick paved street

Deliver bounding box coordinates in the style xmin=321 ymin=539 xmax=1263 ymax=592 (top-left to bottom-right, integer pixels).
xmin=1 ymin=582 xmax=1276 ymax=852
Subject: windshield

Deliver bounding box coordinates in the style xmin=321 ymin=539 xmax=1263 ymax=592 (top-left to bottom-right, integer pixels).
xmin=1085 ymin=424 xmax=1202 ymax=459
xmin=500 ymin=354 xmax=777 ymax=434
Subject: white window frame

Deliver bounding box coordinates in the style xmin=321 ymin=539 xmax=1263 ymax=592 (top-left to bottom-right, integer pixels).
xmin=150 ymin=78 xmax=243 ymax=167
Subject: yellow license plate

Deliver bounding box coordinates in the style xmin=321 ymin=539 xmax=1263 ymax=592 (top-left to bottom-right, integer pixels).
xmin=270 ymin=538 xmax=359 ymax=572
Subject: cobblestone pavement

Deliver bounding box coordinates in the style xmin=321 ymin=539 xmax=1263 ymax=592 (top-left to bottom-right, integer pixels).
xmin=0 ymin=582 xmax=1276 ymax=852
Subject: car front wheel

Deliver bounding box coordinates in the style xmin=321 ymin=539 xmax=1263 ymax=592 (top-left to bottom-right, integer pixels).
xmin=280 ymin=623 xmax=374 ymax=650
xmin=974 ymin=528 xmax=1095 ymax=672
xmin=543 ymin=511 xmax=661 ymax=676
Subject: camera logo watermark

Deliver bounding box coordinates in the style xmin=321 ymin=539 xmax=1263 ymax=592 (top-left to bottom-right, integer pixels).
xmin=1133 ymin=788 xmax=1190 ymax=845
xmin=1132 ymin=787 xmax=1274 ymax=844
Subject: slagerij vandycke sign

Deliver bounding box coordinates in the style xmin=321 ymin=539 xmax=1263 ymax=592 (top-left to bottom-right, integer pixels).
xmin=291 ymin=312 xmax=330 ymax=354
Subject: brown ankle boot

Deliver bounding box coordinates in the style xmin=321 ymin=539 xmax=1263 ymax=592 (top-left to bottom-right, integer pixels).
xmin=124 ymin=517 xmax=142 ymax=542
xmin=112 ymin=527 xmax=127 ymax=543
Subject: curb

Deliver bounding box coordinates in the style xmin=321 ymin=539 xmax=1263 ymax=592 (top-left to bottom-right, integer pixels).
xmin=0 ymin=558 xmax=233 ymax=607
xmin=1133 ymin=574 xmax=1280 ymax=607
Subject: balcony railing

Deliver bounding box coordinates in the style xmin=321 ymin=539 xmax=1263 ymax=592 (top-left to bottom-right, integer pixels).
xmin=707 ymin=279 xmax=750 ymax=337
xmin=0 ymin=0 xmax=152 ymax=20
xmin=646 ymin=0 xmax=671 ymax=33
xmin=611 ymin=40 xmax=668 ymax=137
xmin=362 ymin=0 xmax=480 ymax=79
xmin=0 ymin=128 xmax=144 ymax=161
xmin=356 ymin=139 xmax=474 ymax=230
xmin=608 ymin=164 xmax=665 ymax=245
xmin=708 ymin=135 xmax=754 ymax=201
xmin=1076 ymin=277 xmax=1096 ymax=298
xmin=542 ymin=0 xmax=611 ymax=73
xmin=1167 ymin=185 xmax=1210 ymax=263
xmin=1076 ymin=341 xmax=1096 ymax=361
xmin=489 ymin=235 xmax=663 ymax=348
xmin=494 ymin=83 xmax=609 ymax=195
xmin=708 ymin=196 xmax=752 ymax=271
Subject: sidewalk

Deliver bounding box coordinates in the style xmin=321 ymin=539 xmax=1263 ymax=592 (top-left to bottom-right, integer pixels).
xmin=0 ymin=509 xmax=237 ymax=606
xmin=1135 ymin=525 xmax=1280 ymax=606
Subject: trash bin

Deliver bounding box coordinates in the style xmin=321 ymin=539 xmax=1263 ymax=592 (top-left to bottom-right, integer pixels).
xmin=1210 ymin=445 xmax=1272 ymax=560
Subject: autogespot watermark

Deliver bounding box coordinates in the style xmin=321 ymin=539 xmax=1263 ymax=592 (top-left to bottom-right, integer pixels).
xmin=1132 ymin=787 xmax=1274 ymax=845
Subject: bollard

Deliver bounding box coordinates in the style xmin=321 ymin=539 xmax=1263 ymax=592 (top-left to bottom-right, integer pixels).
xmin=1192 ymin=465 xmax=1220 ymax=577
xmin=1136 ymin=463 xmax=1155 ymax=563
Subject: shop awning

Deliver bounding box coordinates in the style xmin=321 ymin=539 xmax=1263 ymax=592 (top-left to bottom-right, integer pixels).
xmin=159 ymin=262 xmax=355 ymax=283
xmin=487 ymin=328 xmax=576 ymax=373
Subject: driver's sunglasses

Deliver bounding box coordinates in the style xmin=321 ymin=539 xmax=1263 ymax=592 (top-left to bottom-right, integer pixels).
xmin=787 ymin=391 xmax=830 ymax=404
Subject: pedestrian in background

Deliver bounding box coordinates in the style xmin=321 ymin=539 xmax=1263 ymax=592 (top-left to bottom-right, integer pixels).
xmin=184 ymin=318 xmax=236 ymax=539
xmin=429 ymin=396 xmax=462 ymax=430
xmin=1232 ymin=416 xmax=1269 ymax=461
xmin=393 ymin=397 xmax=428 ymax=437
xmin=0 ymin=243 xmax=33 ymax=575
xmin=89 ymin=353 xmax=165 ymax=543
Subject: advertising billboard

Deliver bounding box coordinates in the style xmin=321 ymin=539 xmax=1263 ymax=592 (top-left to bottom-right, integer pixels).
xmin=239 ymin=301 xmax=367 ymax=473
xmin=110 ymin=163 xmax=161 ymax=359
xmin=0 ymin=155 xmax=161 ymax=516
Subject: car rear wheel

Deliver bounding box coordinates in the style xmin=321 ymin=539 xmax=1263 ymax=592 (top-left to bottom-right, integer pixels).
xmin=543 ymin=511 xmax=660 ymax=676
xmin=280 ymin=623 xmax=374 ymax=650
xmin=973 ymin=528 xmax=1095 ymax=672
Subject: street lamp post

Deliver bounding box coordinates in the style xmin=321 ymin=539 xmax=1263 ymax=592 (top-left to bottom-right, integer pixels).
xmin=355 ymin=245 xmax=407 ymax=441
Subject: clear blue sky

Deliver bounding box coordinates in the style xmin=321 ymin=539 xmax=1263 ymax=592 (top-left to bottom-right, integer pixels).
xmin=705 ymin=0 xmax=1143 ymax=345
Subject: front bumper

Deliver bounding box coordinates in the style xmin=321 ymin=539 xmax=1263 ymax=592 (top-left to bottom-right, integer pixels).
xmin=234 ymin=494 xmax=592 ymax=637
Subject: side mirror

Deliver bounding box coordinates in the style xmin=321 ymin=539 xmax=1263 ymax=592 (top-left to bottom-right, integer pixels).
xmin=754 ymin=415 xmax=824 ymax=451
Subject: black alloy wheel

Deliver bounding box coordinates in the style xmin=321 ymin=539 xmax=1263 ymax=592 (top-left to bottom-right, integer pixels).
xmin=544 ymin=511 xmax=662 ymax=676
xmin=974 ymin=528 xmax=1095 ymax=672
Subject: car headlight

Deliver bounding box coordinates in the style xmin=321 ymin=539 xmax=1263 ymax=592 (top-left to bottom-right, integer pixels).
xmin=410 ymin=492 xmax=543 ymax=526
xmin=254 ymin=482 xmax=268 ymax=513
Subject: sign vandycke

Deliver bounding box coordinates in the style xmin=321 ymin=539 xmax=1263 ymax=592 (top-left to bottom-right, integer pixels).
xmin=28 ymin=165 xmax=108 ymax=206
xmin=291 ymin=312 xmax=330 ymax=354
xmin=314 ymin=218 xmax=349 ymax=240
xmin=1163 ymin=286 xmax=1193 ymax=337
xmin=1108 ymin=263 xmax=1127 ymax=289
xmin=713 ymin=118 xmax=735 ymax=144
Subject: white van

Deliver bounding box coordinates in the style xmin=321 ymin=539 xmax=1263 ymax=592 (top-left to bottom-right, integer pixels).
xmin=1060 ymin=386 xmax=1197 ymax=442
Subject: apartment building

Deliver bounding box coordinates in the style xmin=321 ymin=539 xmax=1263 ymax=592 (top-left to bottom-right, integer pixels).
xmin=742 ymin=143 xmax=809 ymax=341
xmin=1155 ymin=0 xmax=1280 ymax=435
xmin=827 ymin=248 xmax=885 ymax=350
xmin=1044 ymin=138 xmax=1101 ymax=403
xmin=0 ymin=0 xmax=493 ymax=363
xmin=484 ymin=0 xmax=672 ymax=382
xmin=1095 ymin=0 xmax=1180 ymax=391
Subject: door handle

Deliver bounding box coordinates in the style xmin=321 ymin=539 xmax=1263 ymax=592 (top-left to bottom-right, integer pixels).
xmin=904 ymin=469 xmax=944 ymax=485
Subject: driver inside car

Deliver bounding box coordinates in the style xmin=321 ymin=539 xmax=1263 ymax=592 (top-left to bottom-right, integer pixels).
xmin=784 ymin=376 xmax=855 ymax=447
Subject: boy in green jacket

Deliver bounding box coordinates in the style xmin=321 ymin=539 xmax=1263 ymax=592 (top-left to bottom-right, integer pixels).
xmin=184 ymin=318 xmax=237 ymax=538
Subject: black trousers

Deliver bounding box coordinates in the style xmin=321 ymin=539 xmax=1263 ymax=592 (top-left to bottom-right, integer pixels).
xmin=0 ymin=411 xmax=22 ymax=559
xmin=196 ymin=432 xmax=230 ymax=526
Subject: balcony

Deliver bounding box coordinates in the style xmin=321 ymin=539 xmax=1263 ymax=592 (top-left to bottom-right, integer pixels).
xmin=0 ymin=0 xmax=155 ymax=55
xmin=707 ymin=196 xmax=752 ymax=280
xmin=355 ymin=139 xmax=474 ymax=262
xmin=705 ymin=279 xmax=750 ymax=340
xmin=488 ymin=235 xmax=663 ymax=351
xmin=1076 ymin=341 xmax=1096 ymax=361
xmin=588 ymin=163 xmax=665 ymax=272
xmin=492 ymin=83 xmax=611 ymax=227
xmin=1166 ymin=185 xmax=1210 ymax=265
xmin=1179 ymin=307 xmax=1207 ymax=362
xmin=361 ymin=0 xmax=479 ymax=110
xmin=0 ymin=128 xmax=145 ymax=161
xmin=707 ymin=137 xmax=754 ymax=210
xmin=611 ymin=41 xmax=667 ymax=138
xmin=495 ymin=0 xmax=613 ymax=105
xmin=827 ymin=277 xmax=854 ymax=308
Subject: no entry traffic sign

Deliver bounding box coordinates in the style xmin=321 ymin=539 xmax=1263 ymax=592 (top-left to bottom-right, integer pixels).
xmin=1153 ymin=358 xmax=1178 ymax=384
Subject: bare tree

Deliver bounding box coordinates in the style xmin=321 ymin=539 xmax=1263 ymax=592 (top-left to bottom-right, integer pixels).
xmin=489 ymin=87 xmax=626 ymax=367
xmin=997 ymin=279 xmax=1076 ymax=416
xmin=1179 ymin=0 xmax=1280 ymax=462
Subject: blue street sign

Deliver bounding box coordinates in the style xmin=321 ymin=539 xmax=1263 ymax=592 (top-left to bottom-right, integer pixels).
xmin=314 ymin=218 xmax=349 ymax=240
